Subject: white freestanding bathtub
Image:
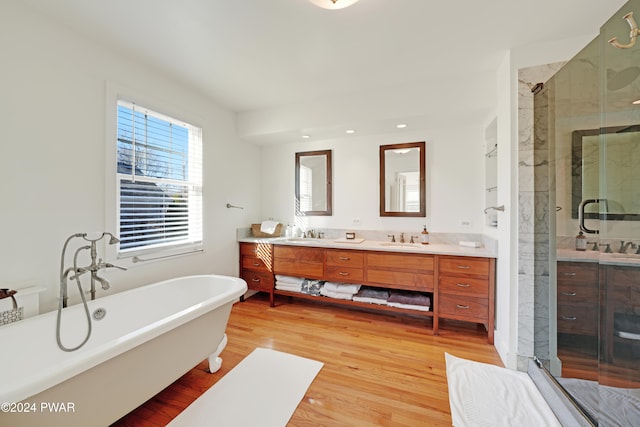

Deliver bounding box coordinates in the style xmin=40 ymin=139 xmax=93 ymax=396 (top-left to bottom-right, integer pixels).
xmin=0 ymin=274 xmax=247 ymax=427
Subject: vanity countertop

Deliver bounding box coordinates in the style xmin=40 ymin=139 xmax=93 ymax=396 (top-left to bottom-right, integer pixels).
xmin=238 ymin=237 xmax=497 ymax=258
xmin=557 ymin=248 xmax=640 ymax=267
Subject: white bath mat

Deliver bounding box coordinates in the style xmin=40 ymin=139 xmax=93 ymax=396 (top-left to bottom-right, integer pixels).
xmin=168 ymin=347 xmax=323 ymax=427
xmin=445 ymin=353 xmax=561 ymax=427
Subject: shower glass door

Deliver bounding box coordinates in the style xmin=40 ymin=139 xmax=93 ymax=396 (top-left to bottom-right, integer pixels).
xmin=544 ymin=1 xmax=640 ymax=424
xmin=598 ymin=5 xmax=640 ymax=426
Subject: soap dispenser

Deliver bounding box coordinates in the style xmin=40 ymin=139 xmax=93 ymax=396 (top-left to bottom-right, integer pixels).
xmin=575 ymin=231 xmax=587 ymax=251
xmin=421 ymin=225 xmax=430 ymax=245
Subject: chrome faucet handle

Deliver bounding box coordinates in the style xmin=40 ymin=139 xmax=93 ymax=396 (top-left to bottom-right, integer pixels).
xmin=399 ymin=232 xmax=405 ymax=243
xmin=410 ymin=235 xmax=418 ymax=244
xmin=387 ymin=234 xmax=396 ymax=243
xmin=604 ymin=243 xmax=613 ymax=253
xmin=587 ymin=241 xmax=598 ymax=251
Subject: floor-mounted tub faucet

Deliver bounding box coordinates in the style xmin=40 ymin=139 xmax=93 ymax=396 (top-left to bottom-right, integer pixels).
xmin=57 ymin=232 xmax=127 ymax=352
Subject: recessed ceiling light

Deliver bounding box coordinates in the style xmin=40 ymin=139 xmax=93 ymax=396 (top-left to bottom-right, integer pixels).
xmin=633 ymin=99 xmax=640 ymax=105
xmin=302 ymin=135 xmax=310 ymax=139
xmin=346 ymin=129 xmax=356 ymax=134
xmin=396 ymin=123 xmax=407 ymax=129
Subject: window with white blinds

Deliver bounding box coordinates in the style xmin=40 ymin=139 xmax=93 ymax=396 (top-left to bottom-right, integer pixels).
xmin=116 ymin=100 xmax=202 ymax=256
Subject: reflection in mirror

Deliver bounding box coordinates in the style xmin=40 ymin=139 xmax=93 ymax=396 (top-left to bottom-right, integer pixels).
xmin=379 ymin=141 xmax=425 ymax=217
xmin=295 ymin=150 xmax=332 ymax=216
xmin=572 ymin=125 xmax=640 ymax=220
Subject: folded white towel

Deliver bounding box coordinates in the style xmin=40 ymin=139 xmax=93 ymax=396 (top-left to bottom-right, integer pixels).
xmin=320 ymin=288 xmax=353 ymax=300
xmin=352 ymin=297 xmax=388 ymax=305
xmin=324 ymin=282 xmax=361 ymax=295
xmin=260 ymin=220 xmax=279 ymax=234
xmin=275 ymin=275 xmax=305 ymax=285
xmin=276 ymin=283 xmax=303 ymax=292
xmin=387 ymin=302 xmax=430 ymax=312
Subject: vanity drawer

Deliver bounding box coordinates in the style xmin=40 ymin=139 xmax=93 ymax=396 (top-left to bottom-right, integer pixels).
xmin=439 ymin=276 xmax=488 ymax=298
xmin=438 ymin=256 xmax=489 ymax=278
xmin=326 ymin=266 xmax=364 ymax=282
xmin=241 ymin=270 xmax=274 ymax=292
xmin=242 ymin=255 xmax=272 ymax=272
xmin=366 ymin=252 xmax=434 ymax=272
xmin=439 ymin=294 xmax=488 ymax=321
xmin=557 ymin=304 xmax=598 ymax=335
xmin=557 ymin=262 xmax=598 ymax=286
xmin=326 ymin=250 xmax=364 ymax=268
xmin=274 ymin=245 xmax=324 ymax=263
xmin=366 ymin=269 xmax=433 ymax=291
xmin=557 ymin=283 xmax=598 ymax=304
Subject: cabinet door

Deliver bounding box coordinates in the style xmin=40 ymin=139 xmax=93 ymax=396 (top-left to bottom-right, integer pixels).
xmin=273 ymin=245 xmax=324 ymax=279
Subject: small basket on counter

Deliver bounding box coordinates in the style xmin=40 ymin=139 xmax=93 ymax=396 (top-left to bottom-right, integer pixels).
xmin=0 ymin=289 xmax=23 ymax=326
xmin=251 ymin=223 xmax=283 ymax=238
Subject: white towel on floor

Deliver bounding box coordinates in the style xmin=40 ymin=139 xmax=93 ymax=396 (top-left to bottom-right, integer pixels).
xmin=324 ymin=282 xmax=361 ymax=295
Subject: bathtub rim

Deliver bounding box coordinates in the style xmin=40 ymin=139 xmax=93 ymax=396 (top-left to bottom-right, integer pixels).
xmin=1 ymin=274 xmax=247 ymax=403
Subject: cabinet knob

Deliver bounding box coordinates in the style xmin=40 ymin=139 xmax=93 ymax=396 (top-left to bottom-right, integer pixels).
xmin=456 ymin=304 xmax=470 ymax=309
xmin=561 ymin=316 xmax=577 ymax=321
xmin=339 ymin=256 xmax=350 ymax=261
xmin=253 ymin=262 xmax=261 ymax=266
xmin=456 ymin=283 xmax=470 ymax=287
xmin=561 ymin=291 xmax=577 ymax=296
xmin=456 ymin=265 xmax=471 ymax=269
xmin=339 ymin=272 xmax=350 ymax=276
xmin=562 ymin=272 xmax=577 ymax=276
xmin=251 ymin=278 xmax=261 ymax=282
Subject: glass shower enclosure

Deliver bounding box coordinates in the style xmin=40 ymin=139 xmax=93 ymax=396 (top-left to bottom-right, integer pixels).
xmin=536 ymin=0 xmax=640 ymax=424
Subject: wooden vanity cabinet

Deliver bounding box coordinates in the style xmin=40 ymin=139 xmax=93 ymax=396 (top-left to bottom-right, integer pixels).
xmin=239 ymin=242 xmax=275 ymax=304
xmin=437 ymin=256 xmax=495 ymax=344
xmin=605 ymin=264 xmax=640 ymax=365
xmin=556 ymin=261 xmax=599 ymax=337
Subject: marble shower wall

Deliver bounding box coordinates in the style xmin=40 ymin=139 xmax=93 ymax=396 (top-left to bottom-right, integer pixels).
xmin=517 ymin=62 xmax=566 ymax=370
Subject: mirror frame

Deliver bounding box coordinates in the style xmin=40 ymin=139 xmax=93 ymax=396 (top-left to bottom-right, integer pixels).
xmin=571 ymin=124 xmax=640 ymax=221
xmin=379 ymin=141 xmax=426 ymax=217
xmin=295 ymin=149 xmax=333 ymax=216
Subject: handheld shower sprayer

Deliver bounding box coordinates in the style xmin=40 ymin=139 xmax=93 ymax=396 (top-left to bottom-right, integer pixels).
xmin=57 ymin=231 xmax=127 ymax=352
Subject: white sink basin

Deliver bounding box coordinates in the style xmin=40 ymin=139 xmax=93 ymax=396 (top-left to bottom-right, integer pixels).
xmin=284 ymin=238 xmax=322 ymax=244
xmin=378 ymin=242 xmax=419 ymax=248
xmin=608 ymin=253 xmax=640 ymax=259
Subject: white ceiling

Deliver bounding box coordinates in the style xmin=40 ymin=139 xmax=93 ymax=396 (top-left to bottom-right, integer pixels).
xmin=19 ymin=0 xmax=627 ymax=144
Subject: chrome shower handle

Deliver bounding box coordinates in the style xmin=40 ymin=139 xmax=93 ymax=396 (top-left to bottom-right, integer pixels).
xmin=578 ymin=199 xmax=604 ymax=234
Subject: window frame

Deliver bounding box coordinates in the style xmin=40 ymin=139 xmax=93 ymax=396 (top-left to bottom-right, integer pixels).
xmin=105 ymin=83 xmax=204 ymax=263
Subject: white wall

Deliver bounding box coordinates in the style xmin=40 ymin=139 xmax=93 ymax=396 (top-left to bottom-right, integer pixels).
xmin=0 ymin=2 xmax=262 ymax=313
xmin=260 ymin=125 xmax=485 ymax=235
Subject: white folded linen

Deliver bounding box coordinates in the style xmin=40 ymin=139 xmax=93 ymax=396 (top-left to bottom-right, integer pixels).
xmin=323 ymin=282 xmax=361 ymax=295
xmin=386 ymin=302 xmax=430 ymax=312
xmin=260 ymin=220 xmax=279 ymax=234
xmin=352 ymin=297 xmax=388 ymax=305
xmin=320 ymin=288 xmax=353 ymax=300
xmin=275 ymin=282 xmax=302 ymax=292
xmin=275 ymin=275 xmax=305 ymax=285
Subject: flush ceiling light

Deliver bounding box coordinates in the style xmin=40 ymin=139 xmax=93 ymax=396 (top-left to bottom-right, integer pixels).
xmin=396 ymin=123 xmax=407 ymax=129
xmin=345 ymin=129 xmax=356 ymax=134
xmin=309 ymin=0 xmax=360 ymax=10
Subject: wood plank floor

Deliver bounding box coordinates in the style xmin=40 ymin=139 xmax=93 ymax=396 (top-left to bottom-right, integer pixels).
xmin=112 ymin=293 xmax=503 ymax=426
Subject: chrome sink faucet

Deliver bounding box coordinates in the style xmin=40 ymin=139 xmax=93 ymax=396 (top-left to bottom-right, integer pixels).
xmin=618 ymin=240 xmax=637 ymax=254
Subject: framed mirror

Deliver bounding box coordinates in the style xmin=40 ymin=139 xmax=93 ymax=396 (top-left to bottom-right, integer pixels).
xmin=295 ymin=150 xmax=332 ymax=216
xmin=380 ymin=141 xmax=426 ymax=217
xmin=572 ymin=125 xmax=640 ymax=220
